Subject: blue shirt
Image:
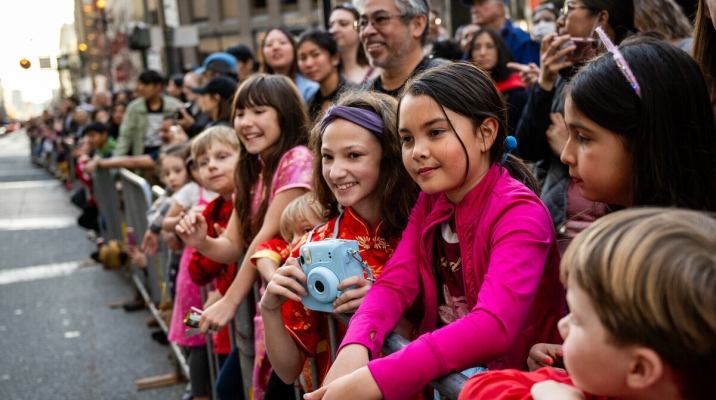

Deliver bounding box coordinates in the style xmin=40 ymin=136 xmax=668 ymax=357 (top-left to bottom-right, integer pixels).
xmin=294 ymin=73 xmax=320 ymax=103
xmin=501 ymin=19 xmax=540 ymax=66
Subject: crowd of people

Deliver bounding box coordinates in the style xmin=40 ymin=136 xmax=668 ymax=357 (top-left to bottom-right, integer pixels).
xmin=26 ymin=0 xmax=716 ymax=399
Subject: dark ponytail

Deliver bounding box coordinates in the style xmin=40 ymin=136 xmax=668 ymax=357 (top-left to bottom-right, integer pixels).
xmin=399 ymin=62 xmax=540 ymax=194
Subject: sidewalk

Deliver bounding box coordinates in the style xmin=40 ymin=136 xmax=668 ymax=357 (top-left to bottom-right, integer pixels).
xmin=0 ymin=130 xmax=184 ymax=400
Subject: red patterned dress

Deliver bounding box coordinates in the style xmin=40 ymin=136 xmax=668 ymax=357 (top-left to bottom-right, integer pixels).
xmin=281 ymin=206 xmax=400 ymax=391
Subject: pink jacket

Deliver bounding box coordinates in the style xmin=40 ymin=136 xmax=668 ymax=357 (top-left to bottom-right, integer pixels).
xmin=339 ymin=165 xmax=566 ymax=400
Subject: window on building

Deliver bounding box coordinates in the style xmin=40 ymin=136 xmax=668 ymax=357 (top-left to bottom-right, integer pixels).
xmin=192 ymin=0 xmax=209 ymax=21
xmin=253 ymin=0 xmax=267 ymax=10
xmin=222 ymin=0 xmax=240 ymax=19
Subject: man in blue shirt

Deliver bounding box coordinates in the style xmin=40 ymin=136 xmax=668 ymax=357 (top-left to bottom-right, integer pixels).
xmin=464 ymin=0 xmax=540 ymax=65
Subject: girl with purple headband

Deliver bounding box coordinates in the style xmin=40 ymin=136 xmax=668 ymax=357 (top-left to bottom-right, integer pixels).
xmin=259 ymin=90 xmax=419 ymax=393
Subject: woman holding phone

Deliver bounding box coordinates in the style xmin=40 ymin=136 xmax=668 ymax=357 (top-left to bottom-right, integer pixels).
xmin=513 ymin=0 xmax=636 ymax=254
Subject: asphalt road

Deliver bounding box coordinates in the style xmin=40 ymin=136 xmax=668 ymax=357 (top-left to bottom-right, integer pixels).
xmin=0 ymin=130 xmax=185 ymax=400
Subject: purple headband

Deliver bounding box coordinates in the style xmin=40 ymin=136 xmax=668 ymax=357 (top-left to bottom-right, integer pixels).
xmin=319 ymin=106 xmax=384 ymax=137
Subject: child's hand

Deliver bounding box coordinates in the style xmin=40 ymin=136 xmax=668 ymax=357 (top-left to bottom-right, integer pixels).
xmin=190 ymin=204 xmax=206 ymax=215
xmin=214 ymin=223 xmax=226 ymax=237
xmin=260 ymin=257 xmax=307 ymax=312
xmin=198 ymin=297 xmax=237 ymax=333
xmin=530 ymin=380 xmax=585 ymax=400
xmin=127 ymin=246 xmax=147 ymax=268
xmin=161 ymin=231 xmax=183 ymax=251
xmin=141 ymin=231 xmax=159 ymax=256
xmin=528 ymin=343 xmax=565 ymax=372
xmin=84 ymin=159 xmax=99 ymax=173
xmin=304 ymin=366 xmax=382 ymax=400
xmin=175 ymin=211 xmax=208 ymax=249
xmin=256 ymin=258 xmax=280 ymax=283
xmin=332 ymin=276 xmax=372 ymax=314
xmin=204 ymin=290 xmax=223 ymax=309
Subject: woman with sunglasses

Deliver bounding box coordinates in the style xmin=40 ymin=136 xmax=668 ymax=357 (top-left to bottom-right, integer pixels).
xmin=514 ymin=0 xmax=635 ymax=254
xmin=329 ymin=3 xmax=381 ymax=85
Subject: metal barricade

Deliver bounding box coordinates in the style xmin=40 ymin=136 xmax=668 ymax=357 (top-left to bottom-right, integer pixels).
xmin=231 ymin=278 xmax=258 ymax=400
xmin=93 ymin=168 xmax=123 ymax=242
xmin=119 ymin=168 xmax=189 ymax=380
xmin=120 ymin=168 xmax=163 ymax=305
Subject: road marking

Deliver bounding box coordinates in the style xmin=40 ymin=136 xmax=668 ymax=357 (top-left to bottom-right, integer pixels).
xmin=0 ymin=216 xmax=77 ymax=230
xmin=0 ymin=261 xmax=95 ymax=286
xmin=0 ymin=180 xmax=59 ymax=190
xmin=64 ymin=331 xmax=81 ymax=339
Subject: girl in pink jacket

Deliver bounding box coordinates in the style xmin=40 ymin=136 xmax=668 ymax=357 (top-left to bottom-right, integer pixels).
xmin=306 ymin=63 xmax=566 ymax=400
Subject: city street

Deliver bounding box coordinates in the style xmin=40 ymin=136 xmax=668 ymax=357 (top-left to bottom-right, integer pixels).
xmin=0 ymin=130 xmax=184 ymax=400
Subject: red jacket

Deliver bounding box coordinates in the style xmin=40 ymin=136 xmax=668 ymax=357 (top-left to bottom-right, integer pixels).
xmin=459 ymin=367 xmax=618 ymax=400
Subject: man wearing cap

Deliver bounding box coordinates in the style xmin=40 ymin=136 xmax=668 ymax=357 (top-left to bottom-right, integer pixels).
xmin=196 ymin=52 xmax=239 ymax=82
xmin=468 ymin=0 xmax=539 ymax=65
xmin=191 ymin=76 xmax=239 ymax=128
xmin=114 ymin=70 xmax=181 ymax=159
xmin=357 ymin=0 xmax=447 ymax=98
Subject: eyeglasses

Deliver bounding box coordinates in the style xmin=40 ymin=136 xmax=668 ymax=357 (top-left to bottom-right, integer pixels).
xmin=357 ymin=12 xmax=405 ymax=31
xmin=562 ymin=2 xmax=590 ymax=16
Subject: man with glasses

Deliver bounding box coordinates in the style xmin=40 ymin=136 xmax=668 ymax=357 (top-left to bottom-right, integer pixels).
xmin=466 ymin=0 xmax=539 ymax=65
xmin=356 ymin=0 xmax=447 ymax=97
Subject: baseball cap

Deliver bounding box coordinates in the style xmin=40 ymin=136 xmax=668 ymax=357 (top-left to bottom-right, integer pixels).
xmin=191 ymin=76 xmax=239 ymax=100
xmin=195 ymin=52 xmax=238 ymax=75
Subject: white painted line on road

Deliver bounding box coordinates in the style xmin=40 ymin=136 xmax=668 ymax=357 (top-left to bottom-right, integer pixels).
xmin=0 ymin=180 xmax=59 ymax=190
xmin=0 ymin=216 xmax=77 ymax=230
xmin=0 ymin=261 xmax=94 ymax=286
xmin=64 ymin=331 xmax=81 ymax=339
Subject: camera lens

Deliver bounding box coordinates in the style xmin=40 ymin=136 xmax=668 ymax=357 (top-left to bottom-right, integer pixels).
xmin=315 ymin=281 xmax=325 ymax=293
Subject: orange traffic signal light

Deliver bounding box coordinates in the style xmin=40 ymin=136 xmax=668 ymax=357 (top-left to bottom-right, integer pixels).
xmin=79 ymin=43 xmax=88 ymax=52
xmin=96 ymin=0 xmax=107 ymax=9
xmin=19 ymin=58 xmax=31 ymax=69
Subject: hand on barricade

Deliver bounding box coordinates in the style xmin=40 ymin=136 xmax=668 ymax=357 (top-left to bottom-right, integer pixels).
xmin=321 ymin=344 xmax=370 ymax=386
xmin=127 ymin=246 xmax=147 ymax=268
xmin=204 ymin=290 xmax=223 ymax=309
xmin=507 ymin=62 xmax=539 ymax=89
xmin=531 ymin=380 xmax=585 ymax=400
xmin=527 ymin=343 xmax=565 ymax=372
xmin=84 ymin=159 xmax=99 ymax=173
xmin=538 ymin=34 xmax=575 ymax=91
xmin=198 ymin=297 xmax=238 ymax=333
xmin=305 ymin=366 xmax=382 ymax=400
xmin=332 ymin=276 xmax=372 ymax=314
xmin=175 ymin=210 xmax=208 ymax=249
xmin=260 ymin=258 xmax=307 ymax=312
xmin=141 ymin=231 xmax=159 ymax=256
xmin=162 ymin=231 xmax=184 ymax=252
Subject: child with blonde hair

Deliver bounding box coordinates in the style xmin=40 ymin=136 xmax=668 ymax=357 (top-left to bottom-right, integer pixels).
xmin=250 ymin=192 xmax=326 ymax=399
xmin=459 ymin=208 xmax=716 ymax=400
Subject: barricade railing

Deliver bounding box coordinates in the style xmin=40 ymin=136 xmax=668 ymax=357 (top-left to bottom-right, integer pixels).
xmin=232 ymin=281 xmax=258 ymax=400
xmin=118 ymin=169 xmax=189 ymax=381
xmin=93 ymin=168 xmax=123 ymax=243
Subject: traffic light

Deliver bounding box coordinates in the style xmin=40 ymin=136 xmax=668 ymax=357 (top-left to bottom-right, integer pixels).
xmin=96 ymin=0 xmax=107 ymax=9
xmin=19 ymin=58 xmax=31 ymax=69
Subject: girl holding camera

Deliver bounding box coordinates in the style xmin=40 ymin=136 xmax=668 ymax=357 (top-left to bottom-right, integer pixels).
xmin=307 ymin=63 xmax=565 ymax=400
xmin=259 ymin=90 xmax=418 ymax=392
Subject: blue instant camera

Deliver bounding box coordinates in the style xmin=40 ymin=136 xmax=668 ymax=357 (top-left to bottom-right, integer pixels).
xmin=298 ymin=239 xmax=371 ymax=313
